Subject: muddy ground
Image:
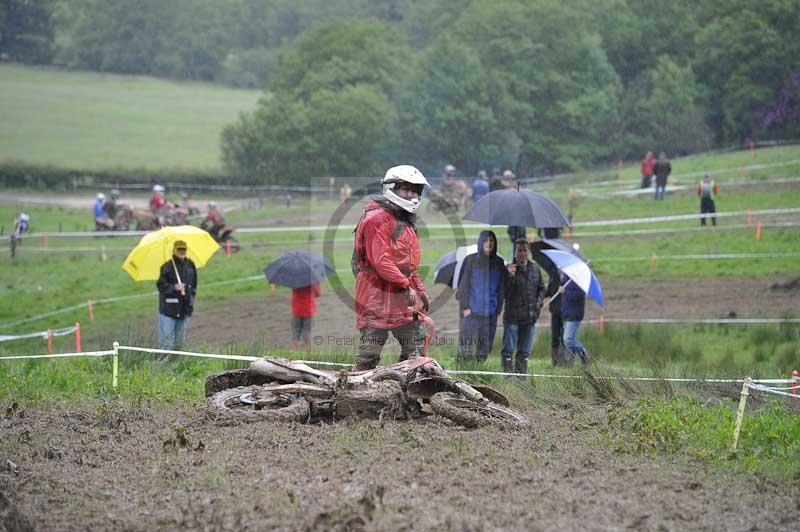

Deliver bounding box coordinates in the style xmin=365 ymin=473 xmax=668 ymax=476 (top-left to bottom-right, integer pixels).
xmin=182 ymin=276 xmax=800 ymax=350
xmin=2 ymin=400 xmax=798 ymax=532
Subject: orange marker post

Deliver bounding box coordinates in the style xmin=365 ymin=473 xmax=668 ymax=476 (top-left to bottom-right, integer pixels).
xmin=648 ymin=252 xmax=657 ymax=273
xmin=43 ymin=232 xmax=49 ymax=248
xmin=87 ymin=299 xmax=95 ymax=321
xmin=566 ymin=226 xmax=573 ymax=238
xmin=746 ymin=210 xmax=752 ymax=226
xmin=755 ymin=221 xmax=762 ymax=241
xmin=225 ymin=240 xmax=231 ymax=257
xmin=271 ymin=283 xmax=276 ymax=292
xmin=791 ymin=370 xmax=799 ymax=408
xmin=598 ymin=314 xmax=605 ymax=335
xmin=74 ymin=322 xmax=81 ymax=352
xmin=47 ymin=329 xmax=53 ymax=354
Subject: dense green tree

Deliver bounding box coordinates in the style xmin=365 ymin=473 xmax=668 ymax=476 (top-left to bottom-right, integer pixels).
xmin=271 ymin=18 xmax=413 ymax=99
xmin=694 ymin=0 xmax=800 ymax=141
xmin=453 ymin=0 xmax=621 ymax=173
xmin=396 ymin=35 xmax=506 ymax=175
xmin=619 ymin=55 xmax=712 ymax=158
xmin=221 ymin=18 xmax=412 ymax=183
xmin=0 ymin=0 xmax=54 ymax=63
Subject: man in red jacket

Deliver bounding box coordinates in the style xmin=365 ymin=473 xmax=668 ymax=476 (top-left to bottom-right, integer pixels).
xmin=352 ymin=165 xmax=431 ymax=370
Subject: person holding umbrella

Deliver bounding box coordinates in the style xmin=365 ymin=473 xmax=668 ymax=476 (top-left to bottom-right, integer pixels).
xmin=156 ymin=240 xmax=197 ymax=350
xmin=352 ymin=165 xmax=430 ymax=371
xmin=263 ymin=249 xmax=334 ymax=349
xmin=540 ymin=247 xmax=604 ymax=366
xmin=290 ymin=283 xmax=321 ymax=349
xmin=501 ymin=239 xmax=545 ymax=374
xmin=561 ymin=279 xmax=589 ymax=365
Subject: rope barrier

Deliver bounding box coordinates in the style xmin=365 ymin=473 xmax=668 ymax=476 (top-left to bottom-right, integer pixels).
xmin=0 ymin=324 xmax=78 ymax=343
xmin=2 ymin=344 xmax=794 ymax=385
xmin=3 ymin=207 xmax=798 ymax=244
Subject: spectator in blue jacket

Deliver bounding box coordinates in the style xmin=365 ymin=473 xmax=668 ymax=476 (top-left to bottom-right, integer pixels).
xmin=456 ymin=230 xmax=505 ymax=363
xmin=561 ymin=279 xmax=590 ymax=366
xmin=471 ymin=171 xmax=489 ymax=204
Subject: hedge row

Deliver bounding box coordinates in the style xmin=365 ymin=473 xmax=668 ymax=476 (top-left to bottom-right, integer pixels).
xmin=0 ymin=160 xmax=234 ymax=190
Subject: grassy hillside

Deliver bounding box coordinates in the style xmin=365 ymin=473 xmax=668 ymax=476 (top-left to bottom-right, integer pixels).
xmin=0 ymin=64 xmax=261 ymax=171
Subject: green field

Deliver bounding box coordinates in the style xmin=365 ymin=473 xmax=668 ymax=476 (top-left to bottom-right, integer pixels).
xmin=0 ymin=63 xmax=261 ymax=170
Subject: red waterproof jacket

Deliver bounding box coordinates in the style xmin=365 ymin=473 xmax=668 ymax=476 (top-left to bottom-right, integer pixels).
xmin=291 ymin=284 xmax=321 ymax=318
xmin=641 ymin=154 xmax=655 ymax=176
xmin=353 ymin=199 xmax=427 ymax=330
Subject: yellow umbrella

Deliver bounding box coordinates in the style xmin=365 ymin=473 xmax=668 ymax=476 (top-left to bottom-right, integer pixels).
xmin=122 ymin=225 xmax=220 ymax=281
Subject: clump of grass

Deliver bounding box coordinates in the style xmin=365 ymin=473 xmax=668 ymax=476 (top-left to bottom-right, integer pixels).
xmin=608 ymin=395 xmax=800 ymax=480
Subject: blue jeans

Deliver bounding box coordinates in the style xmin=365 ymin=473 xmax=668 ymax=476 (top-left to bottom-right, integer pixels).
xmin=158 ymin=314 xmax=190 ymax=350
xmin=501 ymin=323 xmax=536 ymax=362
xmin=654 ymin=183 xmax=666 ymax=200
xmin=563 ymin=320 xmax=584 ymax=354
xmin=459 ymin=314 xmax=498 ymax=361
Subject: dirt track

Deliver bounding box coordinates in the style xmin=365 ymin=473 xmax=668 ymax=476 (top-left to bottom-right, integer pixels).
xmin=1 ymin=401 xmax=798 ymax=532
xmin=181 ymin=275 xmax=800 ymax=350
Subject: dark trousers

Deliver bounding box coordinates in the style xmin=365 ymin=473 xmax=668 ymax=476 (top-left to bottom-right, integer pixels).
xmin=550 ymin=310 xmax=564 ymax=349
xmin=459 ymin=313 xmax=498 ymax=362
xmin=354 ymin=322 xmax=420 ymax=371
xmin=700 ymin=197 xmax=716 ymax=226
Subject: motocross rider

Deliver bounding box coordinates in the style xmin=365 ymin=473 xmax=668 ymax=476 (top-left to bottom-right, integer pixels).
xmin=202 ymin=201 xmax=227 ymax=240
xmin=94 ymin=192 xmax=114 ymax=229
xmin=352 ymin=165 xmax=431 ymax=371
xmin=150 ymin=184 xmax=168 ymax=226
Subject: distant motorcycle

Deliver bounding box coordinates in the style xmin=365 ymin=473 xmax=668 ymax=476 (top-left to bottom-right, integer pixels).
xmin=200 ymin=220 xmax=240 ymax=253
xmin=95 ymin=203 xmax=134 ymax=231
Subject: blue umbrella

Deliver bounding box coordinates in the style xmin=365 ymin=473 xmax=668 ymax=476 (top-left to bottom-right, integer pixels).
xmin=434 ymin=244 xmax=506 ymax=289
xmin=463 ymin=187 xmax=569 ymax=228
xmin=434 ymin=244 xmax=477 ymax=289
xmin=264 ymin=249 xmax=334 ymax=289
xmin=541 ymin=249 xmax=604 ymax=309
xmin=530 ymin=238 xmax=586 ymax=276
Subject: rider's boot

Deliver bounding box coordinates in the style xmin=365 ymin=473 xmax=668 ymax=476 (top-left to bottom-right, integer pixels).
xmin=514 ymin=355 xmax=528 ymax=377
xmin=501 ymin=357 xmax=513 ymax=373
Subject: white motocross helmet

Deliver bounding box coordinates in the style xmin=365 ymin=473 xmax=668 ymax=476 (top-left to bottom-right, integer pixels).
xmin=381 ymin=165 xmax=430 ymax=213
xmin=153 ymin=184 xmax=165 ymax=193
xmin=96 ymin=192 xmax=106 ymax=201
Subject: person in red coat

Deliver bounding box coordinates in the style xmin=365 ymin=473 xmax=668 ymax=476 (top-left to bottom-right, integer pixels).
xmin=291 ymin=283 xmax=321 ymax=349
xmin=640 ymin=151 xmax=655 ymax=188
xmin=352 ymin=165 xmax=431 ymax=370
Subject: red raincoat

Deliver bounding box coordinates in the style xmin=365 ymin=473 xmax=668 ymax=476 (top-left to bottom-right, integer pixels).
xmin=354 ymin=200 xmax=427 ymax=330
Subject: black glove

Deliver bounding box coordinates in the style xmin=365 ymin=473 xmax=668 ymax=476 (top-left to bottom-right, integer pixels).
xmin=403 ymin=288 xmax=415 ymax=307
xmin=420 ymin=292 xmax=430 ymax=313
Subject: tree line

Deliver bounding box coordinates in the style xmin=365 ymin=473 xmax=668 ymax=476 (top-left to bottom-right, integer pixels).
xmin=2 ymin=0 xmax=799 ymax=182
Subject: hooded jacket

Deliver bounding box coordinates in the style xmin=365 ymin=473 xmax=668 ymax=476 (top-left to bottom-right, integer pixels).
xmin=157 ymin=256 xmax=197 ymax=319
xmin=353 ymin=198 xmax=427 ymax=330
xmin=456 ymin=230 xmax=505 ymax=317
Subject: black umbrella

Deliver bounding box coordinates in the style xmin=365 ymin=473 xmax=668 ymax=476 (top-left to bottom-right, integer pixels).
xmin=530 ymin=239 xmax=586 ymax=277
xmin=463 ymin=187 xmax=569 ymax=228
xmin=264 ymin=249 xmax=334 ymax=289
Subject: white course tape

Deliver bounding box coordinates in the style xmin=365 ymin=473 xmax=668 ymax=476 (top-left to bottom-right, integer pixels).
xmin=593 ymin=252 xmax=800 ymax=263
xmin=0 ymin=324 xmax=78 ymax=343
xmin=2 ymin=207 xmax=797 ymax=243
xmin=1 ymin=345 xmax=794 ymax=387
xmin=575 ymin=220 xmax=800 ymax=238
xmin=0 ymin=350 xmax=115 ymax=360
xmin=584 ymin=318 xmax=800 ymax=325
xmin=117 ymin=345 xmax=258 ymax=362
xmin=746 ymin=382 xmax=800 ymax=399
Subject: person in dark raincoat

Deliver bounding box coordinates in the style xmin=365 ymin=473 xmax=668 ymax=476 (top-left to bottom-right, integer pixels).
xmin=456 ymin=230 xmax=505 ymax=363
